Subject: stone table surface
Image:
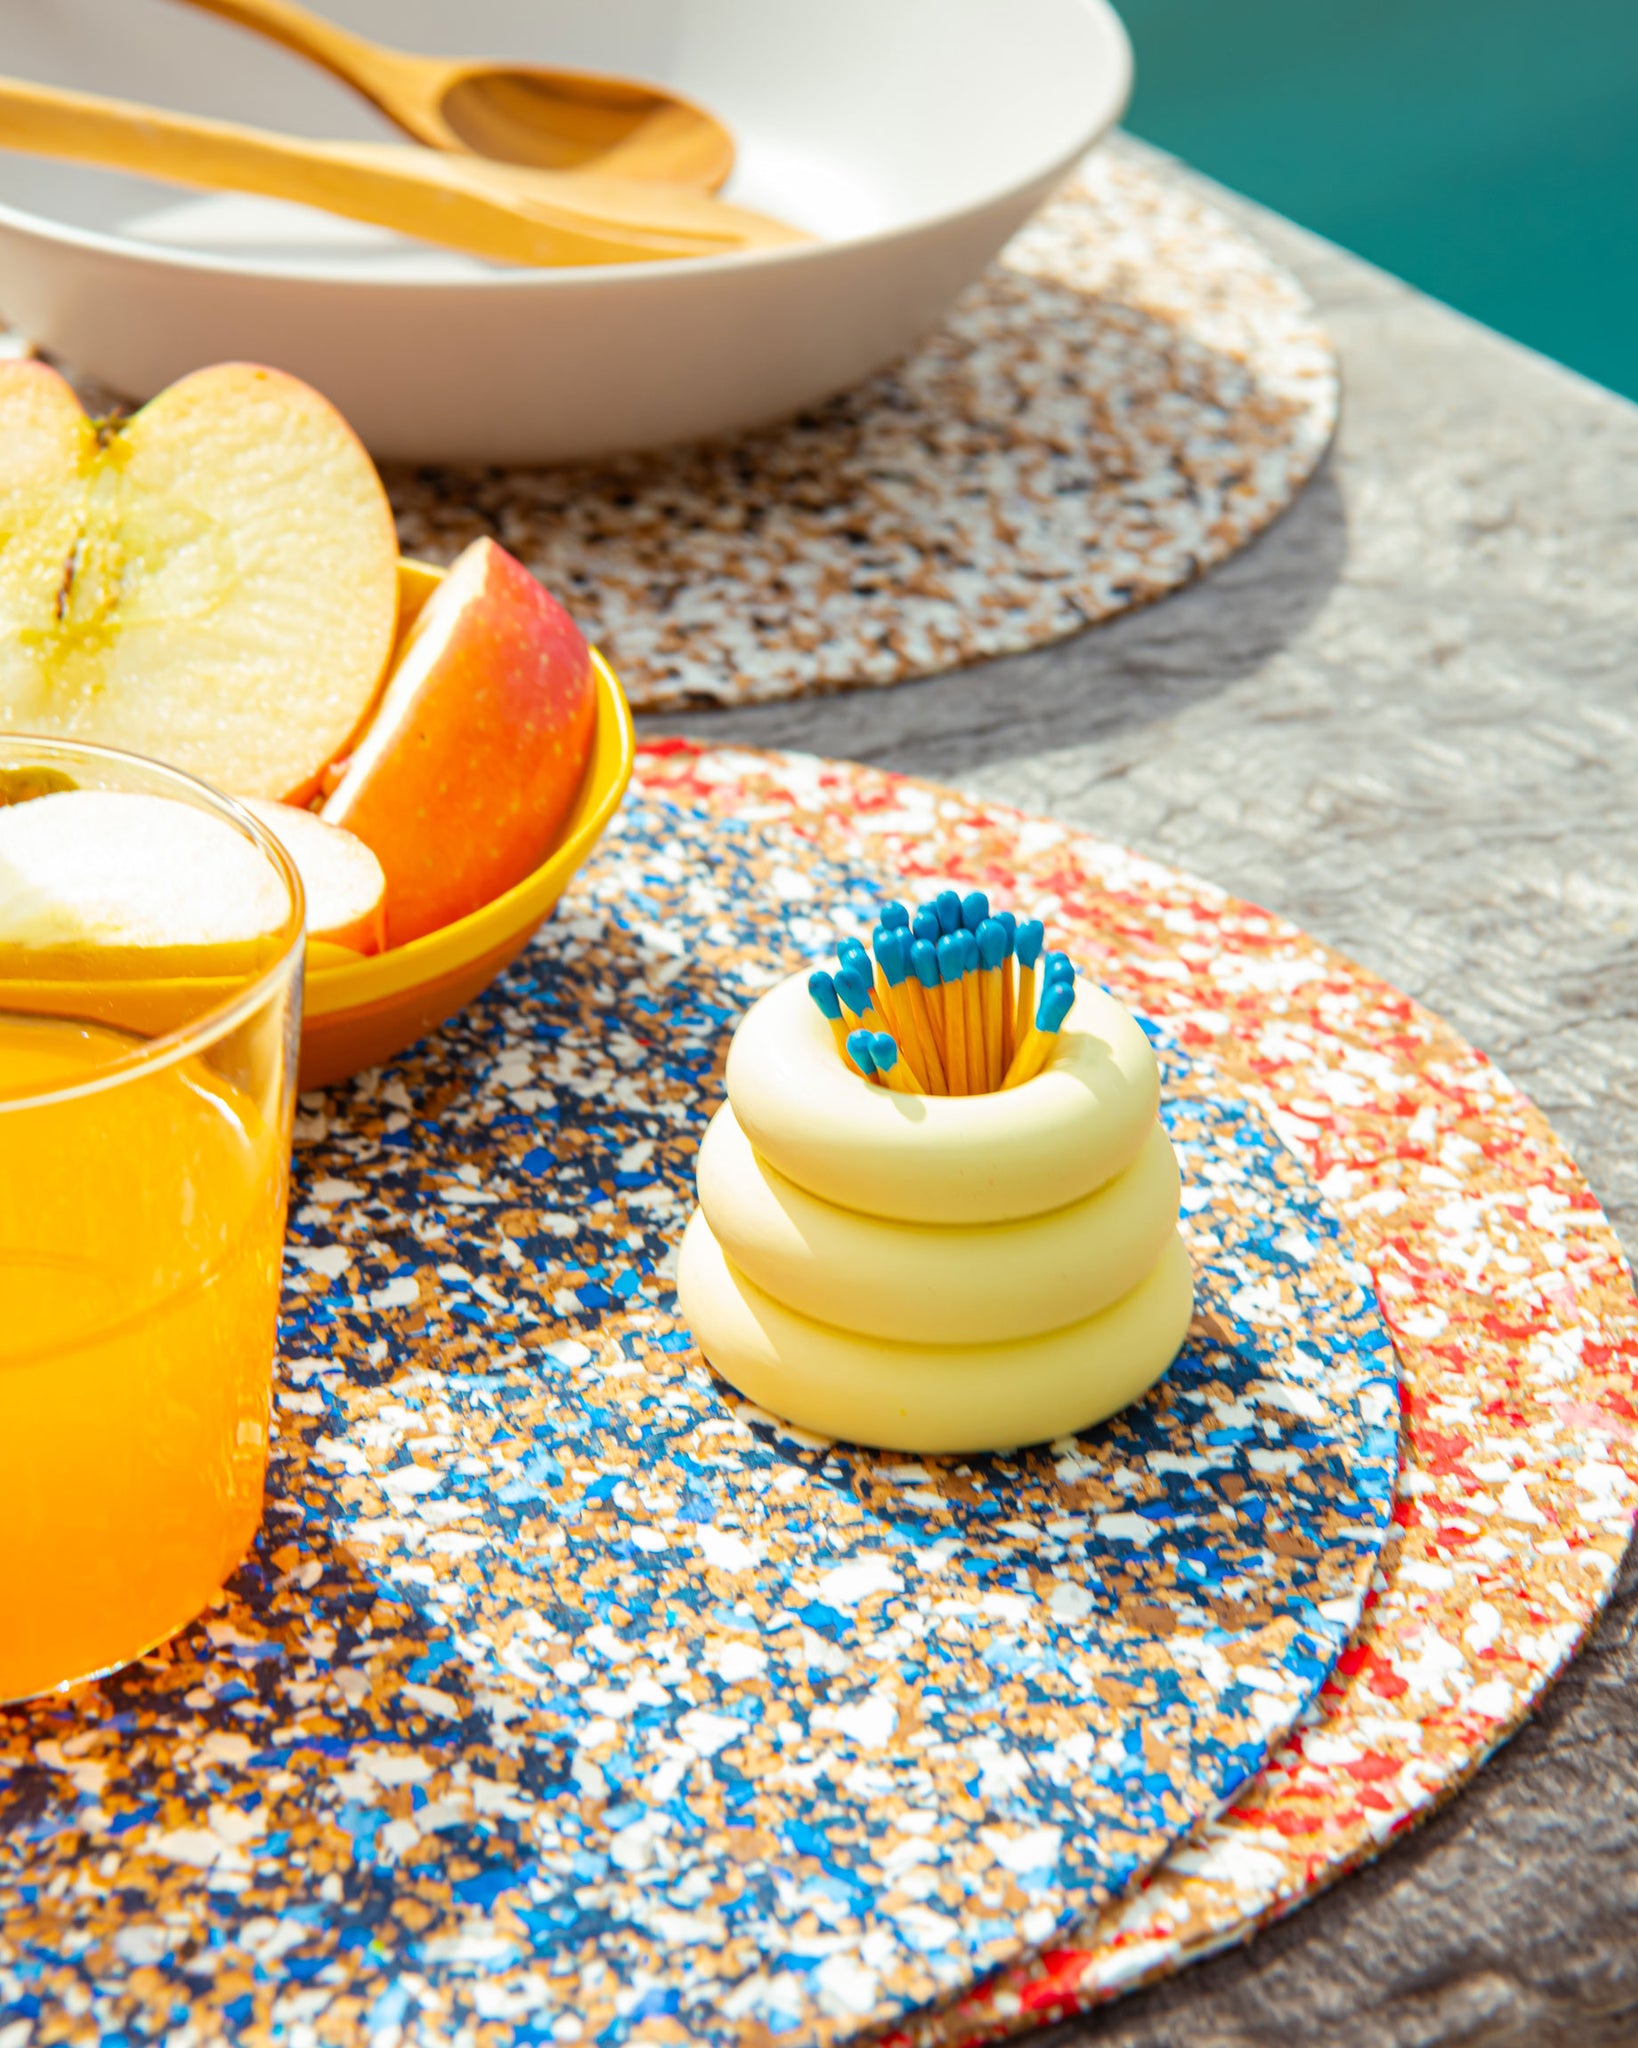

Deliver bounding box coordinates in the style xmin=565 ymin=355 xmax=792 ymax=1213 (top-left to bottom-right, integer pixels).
xmin=643 ymin=144 xmax=1638 ymax=2048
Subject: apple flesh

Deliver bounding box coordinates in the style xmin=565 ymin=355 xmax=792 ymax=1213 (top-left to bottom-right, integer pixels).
xmin=0 ymin=789 xmax=292 ymax=981
xmin=0 ymin=361 xmax=400 ymax=804
xmin=323 ymin=538 xmax=596 ymax=948
xmin=241 ymin=799 xmax=387 ymax=956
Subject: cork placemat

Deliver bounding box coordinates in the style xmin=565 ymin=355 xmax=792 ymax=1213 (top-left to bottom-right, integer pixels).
xmin=0 ymin=768 xmax=1399 ymax=2047
xmin=389 ymin=143 xmax=1337 ymax=710
xmin=620 ymin=748 xmax=1637 ymax=2045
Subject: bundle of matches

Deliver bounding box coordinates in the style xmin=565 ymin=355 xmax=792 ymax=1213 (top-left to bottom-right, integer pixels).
xmin=808 ymin=889 xmax=1078 ymax=1096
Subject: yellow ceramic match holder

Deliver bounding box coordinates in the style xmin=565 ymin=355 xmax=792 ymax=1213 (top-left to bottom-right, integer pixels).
xmin=680 ymin=970 xmax=1195 ymax=1453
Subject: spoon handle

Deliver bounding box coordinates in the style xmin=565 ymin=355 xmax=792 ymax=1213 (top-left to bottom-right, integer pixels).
xmin=163 ymin=0 xmax=425 ymax=102
xmin=0 ymin=74 xmax=784 ymax=264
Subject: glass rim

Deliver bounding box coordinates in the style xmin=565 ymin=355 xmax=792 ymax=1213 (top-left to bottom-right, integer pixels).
xmin=0 ymin=735 xmax=307 ymax=1114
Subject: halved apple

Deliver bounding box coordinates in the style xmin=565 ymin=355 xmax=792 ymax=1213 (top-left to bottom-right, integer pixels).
xmin=323 ymin=538 xmax=596 ymax=948
xmin=241 ymin=798 xmax=386 ymax=956
xmin=0 ymin=361 xmax=400 ymax=804
xmin=0 ymin=789 xmax=291 ymax=981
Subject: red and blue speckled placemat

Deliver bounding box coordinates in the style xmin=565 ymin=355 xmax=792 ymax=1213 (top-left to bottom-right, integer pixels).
xmin=613 ymin=748 xmax=1636 ymax=2047
xmin=0 ymin=767 xmax=1398 ymax=2045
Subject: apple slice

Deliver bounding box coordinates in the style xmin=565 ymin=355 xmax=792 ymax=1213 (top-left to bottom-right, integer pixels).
xmin=0 ymin=360 xmax=399 ymax=804
xmin=323 ymin=538 xmax=596 ymax=948
xmin=0 ymin=789 xmax=292 ymax=981
xmin=241 ymin=798 xmax=386 ymax=955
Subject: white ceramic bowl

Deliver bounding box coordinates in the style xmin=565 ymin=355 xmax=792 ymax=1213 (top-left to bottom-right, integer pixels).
xmin=0 ymin=0 xmax=1130 ymax=462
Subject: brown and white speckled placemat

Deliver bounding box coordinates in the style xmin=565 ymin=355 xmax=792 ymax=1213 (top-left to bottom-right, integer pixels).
xmin=390 ymin=141 xmax=1337 ymax=710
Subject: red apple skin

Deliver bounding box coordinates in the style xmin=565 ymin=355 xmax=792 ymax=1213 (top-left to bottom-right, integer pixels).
xmin=321 ymin=539 xmax=596 ymax=948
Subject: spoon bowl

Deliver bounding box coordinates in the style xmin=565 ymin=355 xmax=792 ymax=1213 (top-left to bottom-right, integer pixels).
xmin=432 ymin=64 xmax=735 ymax=187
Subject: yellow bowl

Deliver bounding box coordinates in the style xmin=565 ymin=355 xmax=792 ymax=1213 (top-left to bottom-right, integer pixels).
xmin=299 ymin=559 xmax=634 ymax=1089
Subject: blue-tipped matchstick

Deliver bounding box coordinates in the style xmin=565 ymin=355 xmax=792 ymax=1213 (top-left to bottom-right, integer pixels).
xmin=1001 ymin=977 xmax=1075 ymax=1090
xmin=870 ymin=1031 xmax=917 ymax=1095
xmin=994 ymin=911 xmax=1019 ymax=1062
xmin=837 ymin=936 xmax=874 ymax=1000
xmin=846 ymin=1028 xmax=880 ymax=1085
xmin=1014 ymin=920 xmax=1044 ymax=1068
xmin=936 ymin=930 xmax=969 ymax=1092
xmin=908 ymin=937 xmax=947 ymax=1074
xmin=808 ymin=970 xmax=857 ymax=1068
xmin=977 ymin=917 xmax=1008 ymax=1092
xmin=958 ymin=927 xmax=984 ymax=1089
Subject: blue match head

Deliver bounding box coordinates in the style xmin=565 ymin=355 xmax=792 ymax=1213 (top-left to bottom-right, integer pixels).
xmin=911 ymin=905 xmax=942 ymax=947
xmin=1037 ymin=980 xmax=1075 ymax=1033
xmin=834 ymin=968 xmax=871 ymax=1018
xmin=870 ymin=1032 xmax=901 ymax=1073
xmin=873 ymin=927 xmax=909 ymax=985
xmin=846 ymin=1029 xmax=877 ymax=1075
xmin=936 ymin=931 xmax=966 ymax=983
xmin=910 ymin=938 xmax=941 ymax=990
xmin=995 ymin=910 xmax=1018 ymax=954
xmin=808 ymin=970 xmax=842 ymax=1022
xmin=977 ymin=917 xmax=1008 ymax=971
xmin=934 ymin=889 xmax=963 ymax=935
xmin=879 ymin=900 xmax=910 ymax=931
xmin=1015 ymin=919 xmax=1045 ymax=969
xmin=958 ymin=929 xmax=979 ymax=975
xmin=960 ymin=889 xmax=989 ymax=932
xmin=837 ymin=937 xmax=871 ymax=981
xmin=1044 ymin=951 xmax=1075 ymax=985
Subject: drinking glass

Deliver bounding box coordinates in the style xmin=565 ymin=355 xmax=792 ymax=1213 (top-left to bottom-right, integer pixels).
xmin=0 ymin=737 xmax=304 ymax=1701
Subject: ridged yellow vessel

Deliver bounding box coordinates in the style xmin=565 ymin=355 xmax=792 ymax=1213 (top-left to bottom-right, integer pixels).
xmin=679 ymin=971 xmax=1194 ymax=1452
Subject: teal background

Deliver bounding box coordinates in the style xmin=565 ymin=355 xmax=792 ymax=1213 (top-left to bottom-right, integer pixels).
xmin=1113 ymin=0 xmax=1638 ymax=400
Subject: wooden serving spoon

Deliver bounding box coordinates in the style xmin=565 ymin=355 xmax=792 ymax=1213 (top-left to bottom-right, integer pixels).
xmin=0 ymin=75 xmax=803 ymax=265
xmin=169 ymin=0 xmax=735 ymax=190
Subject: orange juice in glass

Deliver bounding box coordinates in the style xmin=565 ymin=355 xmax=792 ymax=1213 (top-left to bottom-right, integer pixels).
xmin=0 ymin=738 xmax=304 ymax=1702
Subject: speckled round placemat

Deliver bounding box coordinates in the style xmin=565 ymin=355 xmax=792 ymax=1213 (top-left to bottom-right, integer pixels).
xmin=621 ymin=748 xmax=1638 ymax=2047
xmin=0 ymin=779 xmax=1399 ymax=2048
xmin=388 ymin=143 xmax=1337 ymax=710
